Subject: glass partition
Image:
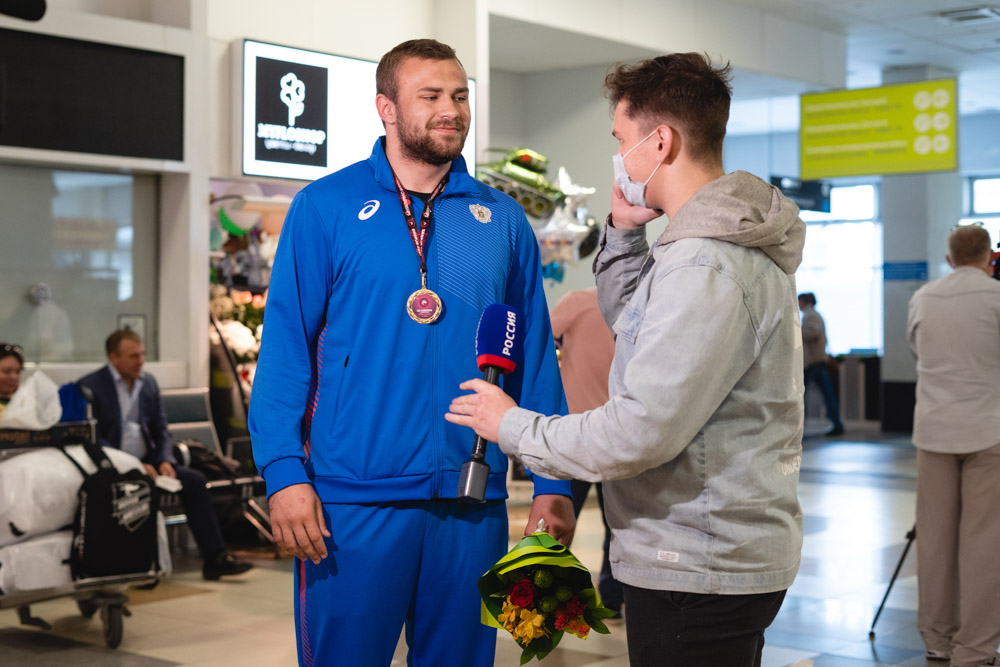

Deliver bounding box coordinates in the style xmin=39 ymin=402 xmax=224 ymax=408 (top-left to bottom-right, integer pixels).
xmin=0 ymin=163 xmax=159 ymax=362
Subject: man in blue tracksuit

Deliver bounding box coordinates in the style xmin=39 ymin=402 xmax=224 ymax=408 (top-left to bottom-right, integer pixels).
xmin=249 ymin=39 xmax=574 ymax=667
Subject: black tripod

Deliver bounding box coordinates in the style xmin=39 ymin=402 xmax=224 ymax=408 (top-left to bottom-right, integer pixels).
xmin=869 ymin=524 xmax=916 ymax=639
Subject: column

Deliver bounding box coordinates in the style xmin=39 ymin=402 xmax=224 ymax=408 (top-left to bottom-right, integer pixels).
xmin=880 ymin=65 xmax=961 ymax=431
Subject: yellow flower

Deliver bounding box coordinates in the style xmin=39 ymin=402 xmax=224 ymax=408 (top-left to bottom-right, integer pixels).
xmin=512 ymin=607 xmax=549 ymax=643
xmin=499 ymin=599 xmax=520 ymax=632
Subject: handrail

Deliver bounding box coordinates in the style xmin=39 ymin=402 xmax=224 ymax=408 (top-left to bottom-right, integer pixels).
xmin=209 ymin=311 xmax=250 ymax=412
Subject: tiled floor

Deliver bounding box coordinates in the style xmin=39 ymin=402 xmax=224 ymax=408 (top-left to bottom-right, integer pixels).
xmin=1 ymin=425 xmax=994 ymax=666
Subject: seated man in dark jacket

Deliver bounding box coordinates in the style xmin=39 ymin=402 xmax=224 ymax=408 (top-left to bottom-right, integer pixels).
xmin=78 ymin=329 xmax=251 ymax=580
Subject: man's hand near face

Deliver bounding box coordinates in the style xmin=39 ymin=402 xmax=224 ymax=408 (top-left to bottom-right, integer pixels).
xmin=610 ymin=181 xmax=662 ymax=230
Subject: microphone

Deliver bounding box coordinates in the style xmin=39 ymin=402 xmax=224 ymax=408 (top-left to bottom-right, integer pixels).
xmin=457 ymin=303 xmax=524 ymax=502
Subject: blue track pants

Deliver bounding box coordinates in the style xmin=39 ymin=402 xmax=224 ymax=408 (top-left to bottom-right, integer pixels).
xmin=293 ymin=499 xmax=507 ymax=667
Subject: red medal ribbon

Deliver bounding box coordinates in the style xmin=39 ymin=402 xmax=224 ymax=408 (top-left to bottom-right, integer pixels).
xmin=391 ymin=171 xmax=449 ymax=276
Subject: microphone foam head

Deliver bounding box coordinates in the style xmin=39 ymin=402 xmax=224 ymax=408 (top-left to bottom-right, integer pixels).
xmin=475 ymin=304 xmax=524 ymax=374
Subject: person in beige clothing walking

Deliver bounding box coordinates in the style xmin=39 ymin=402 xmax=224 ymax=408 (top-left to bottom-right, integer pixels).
xmin=908 ymin=224 xmax=1000 ymax=667
xmin=798 ymin=292 xmax=844 ymax=435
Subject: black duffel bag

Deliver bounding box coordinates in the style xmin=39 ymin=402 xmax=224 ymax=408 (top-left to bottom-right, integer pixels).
xmin=61 ymin=443 xmax=160 ymax=579
xmin=173 ymin=438 xmax=243 ymax=480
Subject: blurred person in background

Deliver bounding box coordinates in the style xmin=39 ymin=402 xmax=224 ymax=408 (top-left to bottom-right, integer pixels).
xmin=78 ymin=329 xmax=252 ymax=581
xmin=0 ymin=342 xmax=24 ymax=416
xmin=798 ymin=292 xmax=844 ymax=436
xmin=551 ymin=287 xmax=624 ymax=618
xmin=907 ymin=224 xmax=1000 ymax=667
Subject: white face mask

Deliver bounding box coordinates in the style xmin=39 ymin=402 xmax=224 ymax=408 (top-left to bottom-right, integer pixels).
xmin=612 ymin=128 xmax=661 ymax=208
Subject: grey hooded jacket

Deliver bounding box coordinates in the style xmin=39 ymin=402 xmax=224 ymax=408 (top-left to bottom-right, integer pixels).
xmin=498 ymin=171 xmax=806 ymax=594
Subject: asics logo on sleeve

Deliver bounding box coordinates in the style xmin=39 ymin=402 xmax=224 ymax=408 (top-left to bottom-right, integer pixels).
xmin=358 ymin=200 xmax=380 ymax=220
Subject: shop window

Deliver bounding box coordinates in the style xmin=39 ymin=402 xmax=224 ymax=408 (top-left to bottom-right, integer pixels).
xmin=797 ymin=184 xmax=883 ymax=356
xmin=0 ymin=164 xmax=159 ymax=363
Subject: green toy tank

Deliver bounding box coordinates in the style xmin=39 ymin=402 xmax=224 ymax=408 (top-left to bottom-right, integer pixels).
xmin=477 ymin=148 xmax=564 ymax=219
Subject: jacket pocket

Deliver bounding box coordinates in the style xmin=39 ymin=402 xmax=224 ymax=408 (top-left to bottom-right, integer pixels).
xmin=318 ymin=349 xmax=351 ymax=440
xmin=613 ymin=294 xmax=647 ymax=344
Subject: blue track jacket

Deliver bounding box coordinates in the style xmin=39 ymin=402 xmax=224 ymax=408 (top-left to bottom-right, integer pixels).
xmin=249 ymin=139 xmax=569 ymax=503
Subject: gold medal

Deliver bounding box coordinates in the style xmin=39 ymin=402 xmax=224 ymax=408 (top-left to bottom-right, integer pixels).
xmin=407 ymin=287 xmax=442 ymax=324
xmin=391 ymin=171 xmax=448 ymax=325
xmin=407 ymin=272 xmax=442 ymax=323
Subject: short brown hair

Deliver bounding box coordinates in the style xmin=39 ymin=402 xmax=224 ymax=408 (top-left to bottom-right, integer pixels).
xmin=948 ymin=225 xmax=992 ymax=267
xmin=604 ymin=53 xmax=733 ymax=165
xmin=106 ymin=329 xmax=142 ymax=356
xmin=376 ymin=39 xmax=462 ymax=103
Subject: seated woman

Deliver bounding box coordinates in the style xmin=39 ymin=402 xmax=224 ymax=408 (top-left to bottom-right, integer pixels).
xmin=0 ymin=343 xmax=24 ymax=417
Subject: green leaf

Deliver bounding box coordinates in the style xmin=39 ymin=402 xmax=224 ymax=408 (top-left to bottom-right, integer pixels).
xmin=520 ymin=646 xmax=534 ymax=665
xmin=527 ymin=635 xmax=553 ymax=655
xmin=588 ymin=616 xmax=609 ymax=635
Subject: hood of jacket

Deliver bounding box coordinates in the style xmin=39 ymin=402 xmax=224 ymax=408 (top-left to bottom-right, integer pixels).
xmin=655 ymin=170 xmax=805 ymax=274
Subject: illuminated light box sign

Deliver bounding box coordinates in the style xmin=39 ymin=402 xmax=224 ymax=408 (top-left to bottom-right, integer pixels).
xmin=800 ymin=79 xmax=957 ymax=180
xmin=240 ymin=40 xmax=476 ymax=181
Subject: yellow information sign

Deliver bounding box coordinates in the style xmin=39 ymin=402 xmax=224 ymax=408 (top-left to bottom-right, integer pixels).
xmin=800 ymin=79 xmax=957 ymax=179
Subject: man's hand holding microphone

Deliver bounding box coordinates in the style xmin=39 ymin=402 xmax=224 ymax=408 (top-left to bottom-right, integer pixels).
xmin=447 ymin=304 xmax=575 ymax=545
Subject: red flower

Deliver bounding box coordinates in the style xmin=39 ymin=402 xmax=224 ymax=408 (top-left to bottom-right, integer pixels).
xmin=565 ymin=596 xmax=586 ymax=617
xmin=508 ymin=579 xmax=535 ymax=608
xmin=553 ymin=610 xmax=570 ymax=630
xmin=566 ymin=618 xmax=590 ymax=639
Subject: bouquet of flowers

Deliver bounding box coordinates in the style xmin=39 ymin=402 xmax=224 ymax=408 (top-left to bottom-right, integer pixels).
xmin=210 ymin=285 xmax=266 ymax=333
xmin=209 ymin=286 xmax=267 ymax=393
xmin=479 ymin=528 xmax=616 ymax=664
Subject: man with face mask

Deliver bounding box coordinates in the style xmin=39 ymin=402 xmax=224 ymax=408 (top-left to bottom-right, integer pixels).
xmin=249 ymin=39 xmax=573 ymax=667
xmin=448 ymin=52 xmax=806 ymax=666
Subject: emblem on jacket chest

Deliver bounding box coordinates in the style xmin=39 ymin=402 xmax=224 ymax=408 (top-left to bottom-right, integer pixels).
xmin=469 ymin=204 xmax=491 ymax=223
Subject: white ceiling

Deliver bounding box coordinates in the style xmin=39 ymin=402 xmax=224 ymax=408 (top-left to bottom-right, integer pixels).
xmin=489 ymin=15 xmax=662 ymax=72
xmin=489 ymin=0 xmax=1000 ymax=134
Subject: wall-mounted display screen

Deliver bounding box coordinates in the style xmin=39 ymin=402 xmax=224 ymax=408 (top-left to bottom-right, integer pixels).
xmin=241 ymin=40 xmax=476 ymax=182
xmin=800 ymin=78 xmax=957 ymax=180
xmin=0 ymin=28 xmax=183 ymax=160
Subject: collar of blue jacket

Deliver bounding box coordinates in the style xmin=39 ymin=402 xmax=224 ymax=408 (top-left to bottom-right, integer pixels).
xmin=368 ymin=137 xmax=481 ymax=198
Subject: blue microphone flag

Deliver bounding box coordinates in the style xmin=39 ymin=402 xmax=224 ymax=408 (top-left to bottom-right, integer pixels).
xmin=475 ymin=304 xmax=524 ymax=374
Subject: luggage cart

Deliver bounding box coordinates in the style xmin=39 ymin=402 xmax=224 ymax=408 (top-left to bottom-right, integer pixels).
xmin=1 ymin=421 xmax=163 ymax=649
xmin=0 ymin=569 xmax=160 ymax=648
